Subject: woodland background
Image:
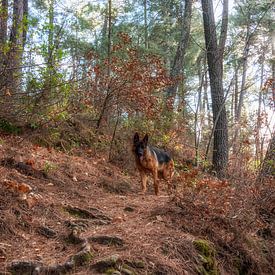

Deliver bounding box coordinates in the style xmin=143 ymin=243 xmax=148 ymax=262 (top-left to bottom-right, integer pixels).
xmin=0 ymin=0 xmax=274 ymax=274
xmin=0 ymin=0 xmax=274 ymax=178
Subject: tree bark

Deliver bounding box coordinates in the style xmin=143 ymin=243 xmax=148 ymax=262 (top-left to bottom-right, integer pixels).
xmin=96 ymin=0 xmax=112 ymax=130
xmin=272 ymin=28 xmax=275 ymax=107
xmin=7 ymin=0 xmax=28 ymax=91
xmin=194 ymin=61 xmax=203 ymax=165
xmin=236 ymin=27 xmax=250 ymax=123
xmin=0 ymin=0 xmax=8 ymax=94
xmin=255 ymin=48 xmax=265 ymax=164
xmin=0 ymin=0 xmax=8 ymax=58
xmin=32 ymin=0 xmax=55 ymax=115
xmin=144 ymin=0 xmax=148 ymax=49
xmin=46 ymin=0 xmax=54 ymax=96
xmin=201 ymin=0 xmax=229 ymax=177
xmin=0 ymin=0 xmax=28 ymax=123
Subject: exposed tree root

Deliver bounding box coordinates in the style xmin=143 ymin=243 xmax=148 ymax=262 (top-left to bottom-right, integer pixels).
xmin=63 ymin=205 xmax=111 ymax=222
xmin=88 ymin=235 xmax=124 ymax=246
xmin=0 ymin=158 xmax=47 ymax=179
xmin=8 ymin=229 xmax=93 ymax=274
xmin=36 ymin=226 xmax=57 ymax=239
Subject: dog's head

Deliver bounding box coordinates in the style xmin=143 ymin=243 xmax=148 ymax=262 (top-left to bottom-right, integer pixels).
xmin=133 ymin=132 xmax=148 ymax=159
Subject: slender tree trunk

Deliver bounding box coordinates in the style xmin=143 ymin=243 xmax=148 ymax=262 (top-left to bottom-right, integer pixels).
xmin=8 ymin=0 xmax=25 ymax=93
xmin=22 ymin=0 xmax=28 ymax=45
xmin=231 ymin=63 xmax=239 ymax=154
xmin=236 ymin=44 xmax=249 ymax=120
xmin=255 ymin=49 xmax=265 ymax=164
xmin=47 ymin=0 xmax=54 ymax=96
xmin=33 ymin=0 xmax=55 ymax=114
xmin=166 ymin=0 xmax=192 ymax=107
xmin=0 ymin=0 xmax=8 ymax=95
xmin=108 ymin=107 xmax=121 ymax=161
xmin=0 ymin=0 xmax=8 ymax=62
xmin=230 ymin=78 xmax=234 ymax=125
xmin=272 ymin=29 xmax=275 ymax=107
xmin=194 ymin=54 xmax=205 ymax=166
xmin=144 ymin=0 xmax=148 ymax=49
xmin=202 ymin=57 xmax=211 ymax=125
xmin=233 ymin=63 xmax=239 ymax=120
xmin=101 ymin=8 xmax=108 ymax=43
xmin=233 ymin=25 xmax=251 ymax=153
xmin=201 ymin=0 xmax=229 ymax=177
xmin=0 ymin=0 xmax=7 ymax=41
xmin=107 ymin=0 xmax=112 ymax=71
xmin=97 ymin=0 xmax=112 ymax=130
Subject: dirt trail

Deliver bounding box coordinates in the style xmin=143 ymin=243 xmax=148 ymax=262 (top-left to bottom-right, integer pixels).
xmin=0 ymin=136 xmax=192 ymax=274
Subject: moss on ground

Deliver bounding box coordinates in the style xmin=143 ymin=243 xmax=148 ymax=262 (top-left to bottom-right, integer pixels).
xmin=73 ymin=250 xmax=93 ymax=266
xmin=193 ymin=239 xmax=219 ymax=275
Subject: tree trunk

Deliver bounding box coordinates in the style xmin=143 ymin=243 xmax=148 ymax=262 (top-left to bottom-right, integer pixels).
xmin=236 ymin=32 xmax=250 ymax=113
xmin=194 ymin=53 xmax=205 ymax=166
xmin=0 ymin=0 xmax=28 ymax=123
xmin=23 ymin=0 xmax=28 ymax=44
xmin=96 ymin=0 xmax=112 ymax=130
xmin=144 ymin=0 xmax=148 ymax=49
xmin=46 ymin=0 xmax=55 ymax=97
xmin=9 ymin=0 xmax=25 ymax=87
xmin=32 ymin=0 xmax=55 ymax=115
xmin=272 ymin=28 xmax=275 ymax=107
xmin=107 ymin=0 xmax=112 ymax=70
xmin=166 ymin=0 xmax=192 ymax=107
xmin=255 ymin=48 xmax=265 ymax=164
xmin=0 ymin=0 xmax=8 ymax=95
xmin=0 ymin=0 xmax=8 ymax=63
xmin=8 ymin=0 xmax=28 ymax=88
xmin=202 ymin=57 xmax=211 ymax=125
xmin=233 ymin=63 xmax=239 ymax=120
xmin=201 ymin=0 xmax=229 ymax=177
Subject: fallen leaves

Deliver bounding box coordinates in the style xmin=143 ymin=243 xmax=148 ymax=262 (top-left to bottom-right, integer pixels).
xmin=2 ymin=179 xmax=32 ymax=194
xmin=1 ymin=179 xmax=41 ymax=208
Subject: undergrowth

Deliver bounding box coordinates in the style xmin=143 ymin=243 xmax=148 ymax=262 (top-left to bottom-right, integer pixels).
xmin=169 ymin=171 xmax=275 ymax=274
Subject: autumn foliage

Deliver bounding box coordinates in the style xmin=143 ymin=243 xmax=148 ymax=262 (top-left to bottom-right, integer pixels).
xmin=84 ymin=33 xmax=173 ymax=127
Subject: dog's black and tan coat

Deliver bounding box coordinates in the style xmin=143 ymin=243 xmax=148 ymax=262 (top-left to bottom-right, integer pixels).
xmin=132 ymin=132 xmax=174 ymax=195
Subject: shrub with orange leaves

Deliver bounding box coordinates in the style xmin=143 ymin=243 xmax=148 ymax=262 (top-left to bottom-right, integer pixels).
xmin=175 ymin=170 xmax=251 ymax=219
xmin=84 ymin=32 xmax=173 ymax=127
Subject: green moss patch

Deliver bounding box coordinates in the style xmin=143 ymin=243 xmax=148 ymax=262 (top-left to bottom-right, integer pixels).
xmin=63 ymin=206 xmax=97 ymax=219
xmin=73 ymin=250 xmax=93 ymax=266
xmin=193 ymin=239 xmax=218 ymax=275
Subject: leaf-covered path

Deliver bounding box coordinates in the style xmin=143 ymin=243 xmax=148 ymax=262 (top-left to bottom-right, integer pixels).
xmin=0 ymin=136 xmax=196 ymax=274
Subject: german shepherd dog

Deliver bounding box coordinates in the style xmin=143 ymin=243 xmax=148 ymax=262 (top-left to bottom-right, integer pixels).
xmin=133 ymin=132 xmax=174 ymax=195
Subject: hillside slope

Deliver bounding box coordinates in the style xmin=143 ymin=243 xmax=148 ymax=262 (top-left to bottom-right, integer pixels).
xmin=0 ymin=135 xmax=274 ymax=275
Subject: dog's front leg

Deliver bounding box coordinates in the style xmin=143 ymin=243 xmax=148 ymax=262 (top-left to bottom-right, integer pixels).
xmin=140 ymin=171 xmax=147 ymax=194
xmin=152 ymin=169 xmax=159 ymax=195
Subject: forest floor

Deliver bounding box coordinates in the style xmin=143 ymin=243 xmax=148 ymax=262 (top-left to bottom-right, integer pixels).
xmin=0 ymin=134 xmax=274 ymax=275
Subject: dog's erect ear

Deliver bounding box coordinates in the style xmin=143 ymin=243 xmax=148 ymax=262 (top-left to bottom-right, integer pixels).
xmin=133 ymin=132 xmax=140 ymax=144
xmin=143 ymin=134 xmax=149 ymax=146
